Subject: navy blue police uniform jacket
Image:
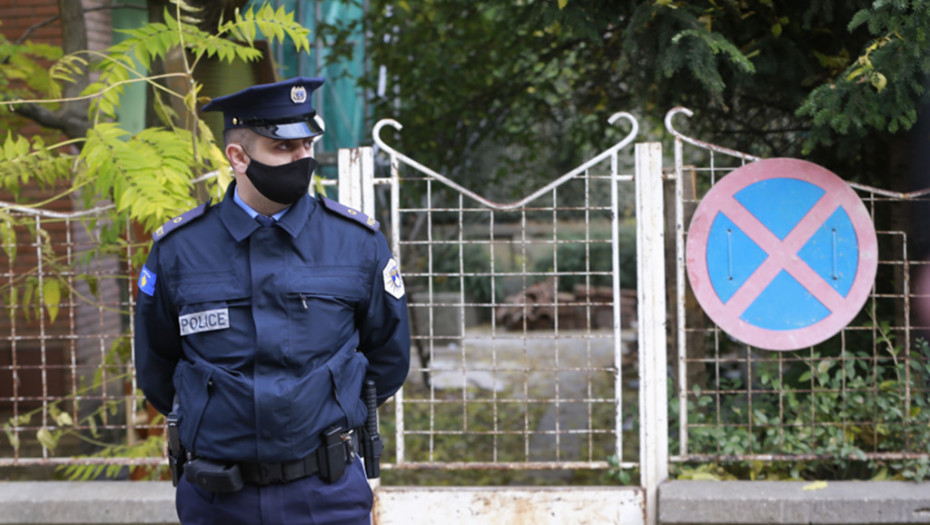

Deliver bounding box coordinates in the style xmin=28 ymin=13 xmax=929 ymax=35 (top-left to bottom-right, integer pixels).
xmin=134 ymin=182 xmax=410 ymax=463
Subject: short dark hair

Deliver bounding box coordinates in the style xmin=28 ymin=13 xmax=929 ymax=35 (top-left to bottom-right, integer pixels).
xmin=223 ymin=127 xmax=257 ymax=148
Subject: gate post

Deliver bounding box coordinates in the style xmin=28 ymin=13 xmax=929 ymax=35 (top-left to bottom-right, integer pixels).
xmin=338 ymin=147 xmax=376 ymax=216
xmin=635 ymin=142 xmax=669 ymax=525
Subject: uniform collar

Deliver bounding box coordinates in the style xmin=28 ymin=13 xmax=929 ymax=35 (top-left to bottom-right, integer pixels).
xmin=219 ymin=181 xmax=315 ymax=241
xmin=233 ymin=187 xmax=289 ymax=222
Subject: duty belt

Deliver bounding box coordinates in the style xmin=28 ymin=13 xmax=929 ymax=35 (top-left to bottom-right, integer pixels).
xmin=237 ymin=431 xmax=358 ymax=485
xmin=239 ymin=431 xmax=358 ymax=485
xmin=183 ymin=427 xmax=359 ymax=492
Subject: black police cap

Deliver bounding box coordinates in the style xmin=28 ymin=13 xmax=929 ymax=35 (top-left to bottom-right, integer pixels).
xmin=201 ymin=77 xmax=325 ymax=140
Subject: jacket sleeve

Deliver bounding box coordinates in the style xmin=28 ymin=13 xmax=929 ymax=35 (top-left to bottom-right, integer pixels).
xmin=133 ymin=242 xmax=181 ymax=415
xmin=358 ymin=234 xmax=411 ymax=405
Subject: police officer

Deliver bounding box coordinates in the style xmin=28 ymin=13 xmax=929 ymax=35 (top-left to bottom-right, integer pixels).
xmin=134 ymin=77 xmax=410 ymax=525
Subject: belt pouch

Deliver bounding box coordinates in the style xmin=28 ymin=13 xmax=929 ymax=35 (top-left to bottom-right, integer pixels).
xmin=185 ymin=458 xmax=244 ymax=493
xmin=321 ymin=425 xmax=347 ymax=483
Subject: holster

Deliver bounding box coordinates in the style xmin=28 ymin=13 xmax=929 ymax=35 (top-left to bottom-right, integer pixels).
xmin=184 ymin=458 xmax=244 ymax=493
xmin=166 ymin=410 xmax=185 ymax=487
xmin=319 ymin=425 xmax=349 ymax=483
xmin=358 ymin=425 xmax=383 ymax=479
xmin=359 ymin=379 xmax=383 ymax=478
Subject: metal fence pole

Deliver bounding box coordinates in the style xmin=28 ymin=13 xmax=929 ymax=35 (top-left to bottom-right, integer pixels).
xmin=635 ymin=142 xmax=669 ymax=525
xmin=338 ymin=147 xmax=376 ymax=216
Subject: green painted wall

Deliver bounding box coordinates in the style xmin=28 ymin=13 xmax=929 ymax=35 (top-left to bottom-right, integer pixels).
xmin=247 ymin=0 xmax=367 ymax=174
xmin=111 ymin=0 xmax=148 ymax=135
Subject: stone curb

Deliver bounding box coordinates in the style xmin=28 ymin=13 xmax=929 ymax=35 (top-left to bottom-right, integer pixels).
xmin=659 ymin=480 xmax=930 ymax=525
xmin=0 ymin=482 xmax=177 ymax=525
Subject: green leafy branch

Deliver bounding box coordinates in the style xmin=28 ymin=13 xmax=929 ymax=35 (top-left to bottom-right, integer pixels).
xmin=0 ymin=132 xmax=78 ymax=202
xmin=797 ymin=0 xmax=929 ymax=152
xmin=0 ymin=1 xmax=312 ymax=478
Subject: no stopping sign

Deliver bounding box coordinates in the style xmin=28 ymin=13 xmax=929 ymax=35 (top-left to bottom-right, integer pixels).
xmin=685 ymin=158 xmax=878 ymax=350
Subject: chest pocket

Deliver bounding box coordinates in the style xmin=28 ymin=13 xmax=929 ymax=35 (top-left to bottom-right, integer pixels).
xmin=288 ymin=266 xmax=367 ymax=355
xmin=174 ymin=271 xmax=251 ymax=312
xmin=173 ymin=271 xmax=252 ymax=363
xmin=289 ymin=266 xmax=367 ymax=302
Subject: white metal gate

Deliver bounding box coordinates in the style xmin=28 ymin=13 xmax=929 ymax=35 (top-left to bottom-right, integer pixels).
xmin=338 ymin=114 xmax=667 ymax=524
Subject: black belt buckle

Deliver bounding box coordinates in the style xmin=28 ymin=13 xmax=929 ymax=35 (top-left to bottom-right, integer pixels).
xmin=320 ymin=425 xmax=348 ymax=483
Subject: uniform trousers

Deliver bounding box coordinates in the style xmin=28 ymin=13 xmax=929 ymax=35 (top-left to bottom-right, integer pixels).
xmin=176 ymin=457 xmax=372 ymax=525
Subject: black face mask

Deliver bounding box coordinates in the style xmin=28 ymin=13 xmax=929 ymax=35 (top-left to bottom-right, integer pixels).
xmin=244 ymin=155 xmax=318 ymax=205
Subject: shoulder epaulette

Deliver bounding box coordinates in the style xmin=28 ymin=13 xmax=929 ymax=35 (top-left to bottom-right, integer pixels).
xmin=152 ymin=202 xmax=209 ymax=241
xmin=319 ymin=196 xmax=380 ymax=231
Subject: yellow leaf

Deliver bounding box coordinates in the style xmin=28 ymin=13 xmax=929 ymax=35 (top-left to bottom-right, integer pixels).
xmin=698 ymin=15 xmax=712 ymax=31
xmin=0 ymin=215 xmax=16 ymax=262
xmin=54 ymin=411 xmax=73 ymax=427
xmin=846 ymin=67 xmax=866 ymax=81
xmin=871 ymin=72 xmax=887 ymax=92
xmin=36 ymin=427 xmax=57 ymax=451
xmin=43 ymin=279 xmax=60 ymax=323
xmin=803 ymin=480 xmax=828 ymax=491
xmin=558 ymin=0 xmax=569 ymax=9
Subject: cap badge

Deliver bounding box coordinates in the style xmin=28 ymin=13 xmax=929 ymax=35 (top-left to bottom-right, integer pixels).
xmin=291 ymin=85 xmax=307 ymax=104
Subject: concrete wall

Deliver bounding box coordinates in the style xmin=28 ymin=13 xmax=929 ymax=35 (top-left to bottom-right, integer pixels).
xmin=0 ymin=481 xmax=928 ymax=525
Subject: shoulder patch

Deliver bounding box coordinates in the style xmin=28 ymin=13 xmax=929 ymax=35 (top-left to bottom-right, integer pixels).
xmin=319 ymin=196 xmax=379 ymax=231
xmin=152 ymin=202 xmax=208 ymax=242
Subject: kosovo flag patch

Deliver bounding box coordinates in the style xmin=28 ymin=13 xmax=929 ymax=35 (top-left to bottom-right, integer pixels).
xmin=138 ymin=266 xmax=157 ymax=296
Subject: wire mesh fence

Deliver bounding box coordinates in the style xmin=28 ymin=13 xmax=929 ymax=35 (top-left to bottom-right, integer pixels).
xmin=372 ymin=121 xmax=642 ymax=483
xmin=384 ymin=172 xmax=635 ymax=475
xmin=7 ymin=111 xmax=925 ymax=484
xmin=0 ymin=205 xmax=154 ymax=471
xmin=0 ymin=127 xmax=642 ymax=485
xmin=668 ymin=109 xmax=930 ymax=479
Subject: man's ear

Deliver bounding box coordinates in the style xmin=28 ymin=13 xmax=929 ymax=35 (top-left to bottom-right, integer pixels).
xmin=226 ymin=143 xmax=249 ymax=172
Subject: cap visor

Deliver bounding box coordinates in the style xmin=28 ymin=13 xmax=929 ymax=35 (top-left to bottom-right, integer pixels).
xmin=250 ymin=120 xmax=323 ymax=140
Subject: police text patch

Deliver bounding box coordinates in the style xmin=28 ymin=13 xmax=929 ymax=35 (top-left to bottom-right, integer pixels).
xmin=179 ymin=308 xmax=230 ymax=336
xmin=382 ymin=258 xmax=405 ymax=299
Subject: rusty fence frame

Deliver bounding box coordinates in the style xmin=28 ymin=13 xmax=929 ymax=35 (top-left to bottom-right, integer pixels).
xmin=0 ymin=202 xmax=153 ymax=468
